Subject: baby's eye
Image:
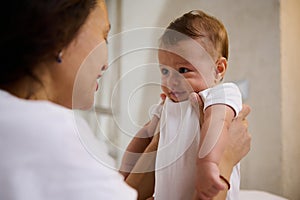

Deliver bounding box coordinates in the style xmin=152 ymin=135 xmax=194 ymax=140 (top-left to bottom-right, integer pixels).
xmin=161 ymin=68 xmax=169 ymax=75
xmin=178 ymin=67 xmax=190 ymax=73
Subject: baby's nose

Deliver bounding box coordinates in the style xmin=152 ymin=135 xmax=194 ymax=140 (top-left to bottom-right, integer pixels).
xmin=167 ymin=72 xmax=181 ymax=86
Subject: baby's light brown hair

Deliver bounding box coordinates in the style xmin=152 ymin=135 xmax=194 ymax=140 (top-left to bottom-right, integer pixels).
xmin=160 ymin=10 xmax=229 ymax=61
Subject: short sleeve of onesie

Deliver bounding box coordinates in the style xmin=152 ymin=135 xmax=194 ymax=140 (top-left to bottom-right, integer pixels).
xmin=198 ymin=82 xmax=242 ymax=117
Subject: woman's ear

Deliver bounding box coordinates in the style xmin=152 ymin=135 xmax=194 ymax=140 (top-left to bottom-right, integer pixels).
xmin=215 ymin=57 xmax=227 ymax=78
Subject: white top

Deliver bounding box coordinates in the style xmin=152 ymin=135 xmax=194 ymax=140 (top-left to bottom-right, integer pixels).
xmin=154 ymin=83 xmax=242 ymax=200
xmin=0 ymin=90 xmax=137 ymax=200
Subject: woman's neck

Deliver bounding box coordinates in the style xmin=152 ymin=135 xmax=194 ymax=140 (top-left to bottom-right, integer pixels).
xmin=1 ymin=76 xmax=49 ymax=100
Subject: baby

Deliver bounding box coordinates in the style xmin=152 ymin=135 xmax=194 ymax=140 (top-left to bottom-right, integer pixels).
xmin=152 ymin=10 xmax=242 ymax=200
xmin=120 ymin=10 xmax=243 ymax=200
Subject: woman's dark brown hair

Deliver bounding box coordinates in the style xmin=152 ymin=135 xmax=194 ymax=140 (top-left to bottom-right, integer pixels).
xmin=160 ymin=10 xmax=229 ymax=60
xmin=0 ymin=0 xmax=97 ymax=85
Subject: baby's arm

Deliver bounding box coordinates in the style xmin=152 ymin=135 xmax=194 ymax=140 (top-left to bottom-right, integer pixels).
xmin=199 ymin=104 xmax=235 ymax=163
xmin=195 ymin=83 xmax=242 ymax=198
xmin=195 ymin=104 xmax=235 ymax=197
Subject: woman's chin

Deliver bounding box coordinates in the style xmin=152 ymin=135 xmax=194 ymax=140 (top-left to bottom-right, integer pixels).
xmin=72 ymin=96 xmax=95 ymax=110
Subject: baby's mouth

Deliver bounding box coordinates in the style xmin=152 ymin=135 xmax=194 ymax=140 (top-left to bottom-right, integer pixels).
xmin=169 ymin=90 xmax=186 ymax=97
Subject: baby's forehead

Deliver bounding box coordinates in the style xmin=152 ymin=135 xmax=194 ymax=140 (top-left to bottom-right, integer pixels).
xmin=158 ymin=49 xmax=189 ymax=64
xmin=161 ymin=38 xmax=211 ymax=55
xmin=159 ymin=40 xmax=213 ymax=62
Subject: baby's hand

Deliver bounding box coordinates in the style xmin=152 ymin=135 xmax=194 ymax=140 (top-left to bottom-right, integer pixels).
xmin=160 ymin=93 xmax=166 ymax=105
xmin=195 ymin=161 xmax=226 ymax=199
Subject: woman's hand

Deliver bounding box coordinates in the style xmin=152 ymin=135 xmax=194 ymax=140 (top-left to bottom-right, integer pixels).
xmin=209 ymin=104 xmax=251 ymax=200
xmin=222 ymin=104 xmax=251 ymax=167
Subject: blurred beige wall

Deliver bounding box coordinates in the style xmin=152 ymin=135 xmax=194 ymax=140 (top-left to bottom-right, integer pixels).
xmin=103 ymin=0 xmax=300 ymax=199
xmin=281 ymin=0 xmax=300 ymax=199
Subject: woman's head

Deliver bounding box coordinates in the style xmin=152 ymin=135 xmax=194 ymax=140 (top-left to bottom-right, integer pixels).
xmin=0 ymin=0 xmax=110 ymax=109
xmin=0 ymin=0 xmax=97 ymax=85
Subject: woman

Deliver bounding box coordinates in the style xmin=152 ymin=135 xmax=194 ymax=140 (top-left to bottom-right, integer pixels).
xmin=0 ymin=0 xmax=136 ymax=199
xmin=0 ymin=0 xmax=251 ymax=199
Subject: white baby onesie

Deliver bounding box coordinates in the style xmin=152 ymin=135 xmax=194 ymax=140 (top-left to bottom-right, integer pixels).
xmin=153 ymin=83 xmax=242 ymax=200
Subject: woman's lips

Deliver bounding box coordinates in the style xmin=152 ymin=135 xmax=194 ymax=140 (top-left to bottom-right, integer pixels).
xmin=95 ymin=75 xmax=102 ymax=91
xmin=96 ymin=81 xmax=99 ymax=91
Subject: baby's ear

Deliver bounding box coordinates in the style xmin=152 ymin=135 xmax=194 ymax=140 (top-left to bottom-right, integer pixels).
xmin=216 ymin=57 xmax=227 ymax=76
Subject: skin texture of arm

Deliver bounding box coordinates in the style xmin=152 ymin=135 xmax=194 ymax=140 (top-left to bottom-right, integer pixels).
xmin=119 ymin=115 xmax=160 ymax=178
xmin=212 ymin=105 xmax=251 ymax=200
xmin=191 ymin=101 xmax=251 ymax=200
xmin=199 ymin=104 xmax=235 ymax=163
xmin=195 ymin=104 xmax=235 ymax=199
xmin=125 ymin=133 xmax=159 ymax=200
xmin=119 ymin=115 xmax=160 ymax=200
xmin=120 ymin=94 xmax=166 ymax=199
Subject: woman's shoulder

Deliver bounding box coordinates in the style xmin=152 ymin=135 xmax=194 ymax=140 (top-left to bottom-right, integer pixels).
xmin=0 ymin=89 xmax=76 ymax=126
xmin=0 ymin=89 xmax=112 ymax=175
xmin=0 ymin=89 xmax=91 ymax=154
xmin=0 ymin=91 xmax=137 ymax=200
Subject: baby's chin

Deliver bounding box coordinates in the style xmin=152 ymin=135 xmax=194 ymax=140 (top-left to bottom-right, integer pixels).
xmin=167 ymin=94 xmax=189 ymax=103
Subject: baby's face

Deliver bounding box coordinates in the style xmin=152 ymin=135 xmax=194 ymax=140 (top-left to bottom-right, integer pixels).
xmin=158 ymin=40 xmax=216 ymax=102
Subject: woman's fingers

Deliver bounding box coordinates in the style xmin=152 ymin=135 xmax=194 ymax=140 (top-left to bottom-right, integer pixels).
xmin=236 ymin=104 xmax=251 ymax=121
xmin=225 ymin=104 xmax=252 ymax=165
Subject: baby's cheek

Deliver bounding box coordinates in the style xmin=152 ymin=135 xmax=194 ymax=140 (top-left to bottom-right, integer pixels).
xmin=185 ymin=79 xmax=201 ymax=91
xmin=161 ymin=85 xmax=169 ymax=94
xmin=180 ymin=79 xmax=193 ymax=90
xmin=160 ymin=78 xmax=168 ymax=87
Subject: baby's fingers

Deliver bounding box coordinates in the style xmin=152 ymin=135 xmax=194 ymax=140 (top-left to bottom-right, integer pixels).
xmin=189 ymin=92 xmax=204 ymax=126
xmin=196 ymin=191 xmax=212 ymax=200
xmin=160 ymin=93 xmax=166 ymax=104
xmin=212 ymin=175 xmax=226 ymax=191
xmin=189 ymin=92 xmax=203 ymax=112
